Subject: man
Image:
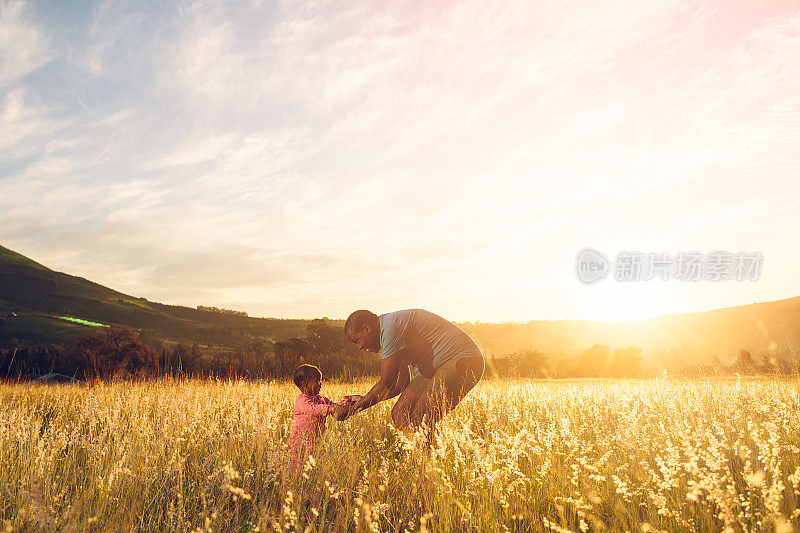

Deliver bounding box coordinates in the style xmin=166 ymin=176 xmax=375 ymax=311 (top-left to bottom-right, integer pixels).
xmin=340 ymin=309 xmax=485 ymax=437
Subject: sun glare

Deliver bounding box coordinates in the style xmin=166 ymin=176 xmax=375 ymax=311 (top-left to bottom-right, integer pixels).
xmin=583 ymin=281 xmax=676 ymax=322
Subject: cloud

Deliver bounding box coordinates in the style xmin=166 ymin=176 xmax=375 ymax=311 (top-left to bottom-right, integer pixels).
xmin=1 ymin=0 xmax=799 ymax=321
xmin=0 ymin=0 xmax=50 ymax=89
xmin=0 ymin=88 xmax=58 ymax=156
xmin=0 ymin=3 xmax=56 ymax=160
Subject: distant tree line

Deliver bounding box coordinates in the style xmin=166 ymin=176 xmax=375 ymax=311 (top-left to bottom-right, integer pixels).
xmin=485 ymin=345 xmax=644 ymax=379
xmin=152 ymin=318 xmax=381 ymax=380
xmin=2 ymin=325 xmax=799 ymax=382
xmin=682 ymin=349 xmax=800 ymax=376
xmin=485 ymin=344 xmax=800 ymax=379
xmin=196 ymin=305 xmax=248 ymax=317
xmin=0 ymin=319 xmax=380 ymax=381
xmin=0 ymin=326 xmax=160 ymax=381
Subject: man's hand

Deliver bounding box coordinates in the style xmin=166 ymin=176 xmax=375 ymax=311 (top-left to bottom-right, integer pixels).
xmin=341 ymin=394 xmax=363 ymax=405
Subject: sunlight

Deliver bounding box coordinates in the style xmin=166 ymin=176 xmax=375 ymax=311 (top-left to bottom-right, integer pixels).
xmin=581 ymin=281 xmax=677 ymax=321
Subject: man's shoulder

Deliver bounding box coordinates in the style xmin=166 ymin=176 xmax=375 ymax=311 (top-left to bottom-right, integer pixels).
xmin=379 ymin=308 xmax=426 ymax=322
xmin=378 ymin=311 xmax=418 ymax=355
xmin=380 ymin=309 xmax=427 ymax=334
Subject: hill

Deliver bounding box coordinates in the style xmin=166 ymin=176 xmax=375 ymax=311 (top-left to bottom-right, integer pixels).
xmin=0 ymin=244 xmax=308 ymax=346
xmin=461 ymin=298 xmax=800 ymax=367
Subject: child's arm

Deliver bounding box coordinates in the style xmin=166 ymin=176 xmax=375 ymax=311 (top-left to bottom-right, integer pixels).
xmin=295 ymin=395 xmax=335 ymax=417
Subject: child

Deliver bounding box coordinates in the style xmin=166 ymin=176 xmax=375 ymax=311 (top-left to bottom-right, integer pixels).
xmin=289 ymin=364 xmax=354 ymax=470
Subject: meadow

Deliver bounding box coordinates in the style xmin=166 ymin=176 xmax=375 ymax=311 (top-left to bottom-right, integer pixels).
xmin=2 ymin=377 xmax=799 ymax=532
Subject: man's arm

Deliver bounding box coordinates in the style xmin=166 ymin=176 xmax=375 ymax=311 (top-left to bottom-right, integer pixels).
xmin=385 ymin=365 xmax=411 ymax=398
xmin=349 ymin=349 xmax=410 ymax=415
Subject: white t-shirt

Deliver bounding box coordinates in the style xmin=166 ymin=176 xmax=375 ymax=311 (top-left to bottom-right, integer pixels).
xmin=379 ymin=309 xmax=482 ymax=377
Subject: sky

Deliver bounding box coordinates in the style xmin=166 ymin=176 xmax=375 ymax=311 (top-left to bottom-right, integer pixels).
xmin=1 ymin=0 xmax=800 ymax=323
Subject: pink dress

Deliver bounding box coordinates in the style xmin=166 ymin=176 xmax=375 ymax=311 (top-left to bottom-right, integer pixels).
xmin=289 ymin=393 xmax=336 ymax=467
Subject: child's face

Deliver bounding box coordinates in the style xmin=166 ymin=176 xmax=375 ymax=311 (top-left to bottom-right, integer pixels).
xmin=302 ymin=376 xmax=322 ymax=396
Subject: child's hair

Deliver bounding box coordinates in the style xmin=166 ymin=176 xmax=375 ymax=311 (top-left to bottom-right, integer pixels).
xmin=293 ymin=364 xmax=322 ymax=388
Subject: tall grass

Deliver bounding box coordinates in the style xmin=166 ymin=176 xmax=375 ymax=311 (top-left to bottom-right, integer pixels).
xmin=2 ymin=377 xmax=800 ymax=532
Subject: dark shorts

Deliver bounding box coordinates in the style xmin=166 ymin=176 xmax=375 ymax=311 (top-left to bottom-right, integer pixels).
xmin=408 ymin=355 xmax=485 ymax=404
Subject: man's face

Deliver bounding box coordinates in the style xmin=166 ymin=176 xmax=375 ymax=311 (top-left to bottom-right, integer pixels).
xmin=346 ymin=323 xmax=380 ymax=353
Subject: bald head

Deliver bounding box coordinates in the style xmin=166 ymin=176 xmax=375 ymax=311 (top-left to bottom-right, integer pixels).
xmin=344 ymin=309 xmax=378 ymax=335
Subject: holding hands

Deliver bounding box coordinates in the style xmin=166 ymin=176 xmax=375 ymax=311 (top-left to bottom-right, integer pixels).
xmin=341 ymin=394 xmax=363 ymax=405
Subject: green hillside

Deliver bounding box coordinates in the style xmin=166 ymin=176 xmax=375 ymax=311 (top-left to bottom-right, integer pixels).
xmin=0 ymin=244 xmax=308 ymax=346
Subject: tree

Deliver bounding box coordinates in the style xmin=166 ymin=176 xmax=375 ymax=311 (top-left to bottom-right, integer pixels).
xmin=229 ymin=336 xmax=274 ymax=378
xmin=73 ymin=326 xmax=158 ymax=380
xmin=710 ymin=355 xmax=724 ymax=375
xmin=758 ymin=351 xmax=775 ymax=374
xmin=736 ymin=349 xmax=755 ymax=374
xmin=609 ymin=346 xmax=642 ymax=377
xmin=576 ymin=344 xmax=610 ymax=377
xmin=273 ymin=337 xmax=311 ymax=378
xmin=502 ymin=350 xmax=548 ymax=378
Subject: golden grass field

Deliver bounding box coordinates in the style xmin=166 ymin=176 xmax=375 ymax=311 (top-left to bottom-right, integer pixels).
xmin=2 ymin=377 xmax=800 ymax=532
